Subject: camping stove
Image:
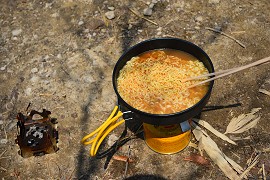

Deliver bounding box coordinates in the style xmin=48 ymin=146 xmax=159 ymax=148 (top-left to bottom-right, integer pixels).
xmin=143 ymin=120 xmax=191 ymax=154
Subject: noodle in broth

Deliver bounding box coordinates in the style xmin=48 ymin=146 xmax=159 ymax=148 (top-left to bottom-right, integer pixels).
xmin=117 ymin=49 xmax=209 ymax=114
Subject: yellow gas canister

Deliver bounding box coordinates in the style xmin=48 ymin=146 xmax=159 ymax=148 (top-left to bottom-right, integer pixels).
xmin=143 ymin=121 xmax=191 ymax=154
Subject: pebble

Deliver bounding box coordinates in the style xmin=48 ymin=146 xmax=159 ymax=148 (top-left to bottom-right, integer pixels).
xmin=31 ymin=68 xmax=38 ymax=73
xmin=78 ymin=20 xmax=84 ymax=26
xmin=209 ymin=0 xmax=220 ymax=4
xmin=195 ymin=26 xmax=200 ymax=30
xmin=107 ymin=6 xmax=115 ymax=11
xmin=0 ymin=66 xmax=6 ymax=71
xmin=157 ymin=31 xmax=162 ymax=36
xmin=138 ymin=29 xmax=143 ymax=33
xmin=0 ymin=139 xmax=8 ymax=144
xmin=0 ymin=120 xmax=3 ymax=125
xmin=195 ymin=16 xmax=203 ymax=22
xmin=107 ymin=134 xmax=118 ymax=146
xmin=128 ymin=24 xmax=133 ymax=30
xmin=25 ymin=87 xmax=32 ymax=96
xmin=149 ymin=3 xmax=155 ymax=9
xmin=143 ymin=8 xmax=153 ymax=16
xmin=12 ymin=29 xmax=22 ymax=36
xmin=105 ymin=11 xmax=115 ymax=20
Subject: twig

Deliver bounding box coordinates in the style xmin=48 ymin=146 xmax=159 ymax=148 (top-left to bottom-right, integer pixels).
xmin=0 ymin=150 xmax=7 ymax=158
xmin=98 ymin=6 xmax=109 ymax=27
xmin=124 ymin=145 xmax=131 ymax=179
xmin=205 ymin=27 xmax=246 ymax=48
xmin=128 ymin=8 xmax=158 ymax=26
xmin=0 ymin=166 xmax=7 ymax=171
xmin=262 ymin=164 xmax=266 ymax=180
xmin=259 ymin=89 xmax=270 ymax=96
xmin=188 ymin=56 xmax=270 ymax=88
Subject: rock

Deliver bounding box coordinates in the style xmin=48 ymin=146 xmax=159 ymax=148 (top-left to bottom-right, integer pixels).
xmin=209 ymin=0 xmax=220 ymax=4
xmin=157 ymin=27 xmax=162 ymax=31
xmin=152 ymin=0 xmax=158 ymax=3
xmin=105 ymin=11 xmax=115 ymax=20
xmin=25 ymin=88 xmax=32 ymax=96
xmin=78 ymin=20 xmax=84 ymax=26
xmin=149 ymin=3 xmax=155 ymax=9
xmin=107 ymin=6 xmax=115 ymax=11
xmin=0 ymin=120 xmax=3 ymax=125
xmin=86 ymin=18 xmax=104 ymax=30
xmin=195 ymin=16 xmax=203 ymax=22
xmin=195 ymin=26 xmax=200 ymax=30
xmin=12 ymin=29 xmax=22 ymax=36
xmin=107 ymin=134 xmax=118 ymax=146
xmin=128 ymin=24 xmax=133 ymax=30
xmin=31 ymin=68 xmax=38 ymax=73
xmin=143 ymin=8 xmax=153 ymax=16
xmin=0 ymin=139 xmax=8 ymax=144
xmin=157 ymin=31 xmax=162 ymax=36
xmin=0 ymin=66 xmax=6 ymax=71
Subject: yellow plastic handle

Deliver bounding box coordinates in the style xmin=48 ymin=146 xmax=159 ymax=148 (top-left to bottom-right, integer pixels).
xmin=81 ymin=106 xmax=124 ymax=157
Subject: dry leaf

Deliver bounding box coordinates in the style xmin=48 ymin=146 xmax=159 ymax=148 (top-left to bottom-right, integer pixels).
xmin=184 ymin=153 xmax=210 ymax=166
xmin=224 ymin=108 xmax=261 ymax=134
xmin=259 ymin=89 xmax=270 ymax=96
xmin=192 ymin=123 xmax=242 ymax=180
xmin=192 ymin=118 xmax=236 ymax=145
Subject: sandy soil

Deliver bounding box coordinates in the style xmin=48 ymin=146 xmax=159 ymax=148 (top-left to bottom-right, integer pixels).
xmin=0 ymin=0 xmax=269 ymax=179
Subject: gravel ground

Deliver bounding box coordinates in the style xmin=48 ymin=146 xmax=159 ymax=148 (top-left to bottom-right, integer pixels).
xmin=0 ymin=0 xmax=269 ymax=179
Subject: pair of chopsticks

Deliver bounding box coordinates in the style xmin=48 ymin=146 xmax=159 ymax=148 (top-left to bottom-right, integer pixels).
xmin=186 ymin=56 xmax=270 ymax=88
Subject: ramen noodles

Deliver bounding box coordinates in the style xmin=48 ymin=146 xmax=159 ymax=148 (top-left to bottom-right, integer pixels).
xmin=117 ymin=49 xmax=209 ymax=114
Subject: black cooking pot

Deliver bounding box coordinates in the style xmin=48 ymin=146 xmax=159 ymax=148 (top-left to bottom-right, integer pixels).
xmin=112 ymin=38 xmax=214 ymax=126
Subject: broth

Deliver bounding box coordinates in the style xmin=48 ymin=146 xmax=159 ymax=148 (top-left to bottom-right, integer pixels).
xmin=117 ymin=49 xmax=209 ymax=114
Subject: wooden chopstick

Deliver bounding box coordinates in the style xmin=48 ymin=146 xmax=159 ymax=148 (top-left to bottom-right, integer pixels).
xmin=183 ymin=68 xmax=238 ymax=82
xmin=188 ymin=56 xmax=270 ymax=88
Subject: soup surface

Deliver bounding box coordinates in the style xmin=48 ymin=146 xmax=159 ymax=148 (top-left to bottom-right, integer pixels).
xmin=117 ymin=49 xmax=209 ymax=114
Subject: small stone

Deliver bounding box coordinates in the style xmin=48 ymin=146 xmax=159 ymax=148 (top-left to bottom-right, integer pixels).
xmin=12 ymin=37 xmax=18 ymax=41
xmin=138 ymin=29 xmax=143 ymax=33
xmin=105 ymin=11 xmax=115 ymax=20
xmin=25 ymin=88 xmax=32 ymax=96
xmin=57 ymin=54 xmax=62 ymax=59
xmin=12 ymin=29 xmax=22 ymax=36
xmin=107 ymin=6 xmax=115 ymax=11
xmin=93 ymin=32 xmax=97 ymax=36
xmin=78 ymin=20 xmax=84 ymax=26
xmin=152 ymin=0 xmax=158 ymax=3
xmin=0 ymin=139 xmax=8 ymax=144
xmin=149 ymin=3 xmax=155 ymax=9
xmin=0 ymin=66 xmax=6 ymax=71
xmin=31 ymin=68 xmax=38 ymax=73
xmin=0 ymin=120 xmax=3 ymax=125
xmin=33 ymin=34 xmax=38 ymax=39
xmin=157 ymin=31 xmax=162 ymax=36
xmin=143 ymin=8 xmax=153 ymax=16
xmin=209 ymin=0 xmax=220 ymax=4
xmin=195 ymin=26 xmax=200 ymax=30
xmin=128 ymin=24 xmax=133 ymax=30
xmin=107 ymin=134 xmax=118 ymax=146
xmin=51 ymin=13 xmax=59 ymax=18
xmin=157 ymin=27 xmax=162 ymax=31
xmin=195 ymin=16 xmax=203 ymax=22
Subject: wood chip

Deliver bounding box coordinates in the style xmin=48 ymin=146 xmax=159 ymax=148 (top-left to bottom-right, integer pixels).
xmin=192 ymin=123 xmax=243 ymax=180
xmin=113 ymin=155 xmax=134 ymax=163
xmin=192 ymin=118 xmax=236 ymax=145
xmin=224 ymin=108 xmax=261 ymax=134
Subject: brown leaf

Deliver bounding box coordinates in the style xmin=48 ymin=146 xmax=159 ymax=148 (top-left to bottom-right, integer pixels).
xmin=112 ymin=155 xmax=134 ymax=163
xmin=184 ymin=153 xmax=210 ymax=166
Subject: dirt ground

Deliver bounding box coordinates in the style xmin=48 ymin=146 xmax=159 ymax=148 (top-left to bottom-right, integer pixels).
xmin=0 ymin=0 xmax=269 ymax=179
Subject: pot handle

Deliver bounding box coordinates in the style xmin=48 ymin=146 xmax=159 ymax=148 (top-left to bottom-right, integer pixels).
xmin=81 ymin=106 xmax=125 ymax=157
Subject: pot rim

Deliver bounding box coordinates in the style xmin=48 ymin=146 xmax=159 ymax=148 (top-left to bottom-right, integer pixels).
xmin=112 ymin=37 xmax=214 ymax=118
